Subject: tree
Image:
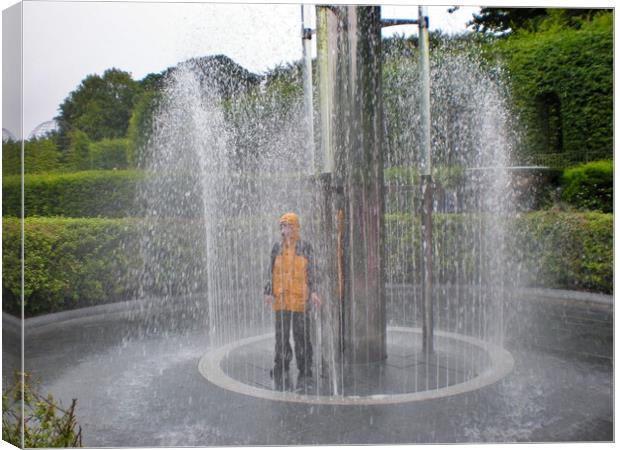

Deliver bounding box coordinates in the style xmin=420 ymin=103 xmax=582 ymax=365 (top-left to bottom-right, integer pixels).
xmin=24 ymin=138 xmax=61 ymax=173
xmin=2 ymin=140 xmax=21 ymax=175
xmin=63 ymin=129 xmax=91 ymax=171
xmin=470 ymin=8 xmax=602 ymax=34
xmin=56 ymin=69 xmax=142 ymax=147
xmin=127 ymin=91 xmax=161 ymax=168
xmin=176 ymin=54 xmax=261 ymax=100
xmin=140 ymin=71 xmax=168 ymax=92
xmin=89 ymin=138 xmax=130 ymax=170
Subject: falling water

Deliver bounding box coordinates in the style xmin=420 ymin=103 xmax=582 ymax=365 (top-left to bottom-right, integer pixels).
xmin=135 ymin=58 xmax=317 ymax=348
xmin=384 ymin=38 xmax=516 ymax=387
xmin=135 ymin=36 xmax=516 ymax=397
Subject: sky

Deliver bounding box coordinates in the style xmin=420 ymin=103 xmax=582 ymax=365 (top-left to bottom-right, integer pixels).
xmin=1 ymin=0 xmax=483 ymax=138
xmin=0 ymin=0 xmax=614 ymax=138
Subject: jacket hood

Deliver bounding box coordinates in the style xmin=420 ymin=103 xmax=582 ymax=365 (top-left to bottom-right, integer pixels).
xmin=279 ymin=212 xmax=300 ymax=242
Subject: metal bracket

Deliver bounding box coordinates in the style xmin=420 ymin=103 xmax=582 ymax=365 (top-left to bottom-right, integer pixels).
xmin=302 ymin=27 xmax=315 ymax=40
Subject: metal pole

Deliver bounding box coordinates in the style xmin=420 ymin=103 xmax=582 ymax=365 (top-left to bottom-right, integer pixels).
xmin=301 ymin=4 xmax=316 ymax=174
xmin=419 ymin=6 xmax=431 ymax=177
xmin=419 ymin=6 xmax=434 ymax=355
xmin=316 ymin=6 xmax=333 ymax=174
xmin=315 ymin=5 xmax=341 ymax=392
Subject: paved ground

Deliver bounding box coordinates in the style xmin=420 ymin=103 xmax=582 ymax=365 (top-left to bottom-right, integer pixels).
xmin=5 ymin=289 xmax=613 ymax=446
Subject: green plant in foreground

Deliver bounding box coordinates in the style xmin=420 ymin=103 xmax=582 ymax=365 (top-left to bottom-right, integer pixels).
xmin=2 ymin=372 xmax=82 ymax=448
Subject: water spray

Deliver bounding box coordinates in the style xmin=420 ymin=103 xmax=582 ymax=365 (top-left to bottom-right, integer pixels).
xmin=418 ymin=6 xmax=434 ymax=356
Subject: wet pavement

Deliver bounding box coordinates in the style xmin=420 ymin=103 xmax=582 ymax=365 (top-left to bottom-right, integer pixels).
xmin=6 ymin=289 xmax=614 ymax=446
xmin=208 ymin=327 xmax=504 ymax=401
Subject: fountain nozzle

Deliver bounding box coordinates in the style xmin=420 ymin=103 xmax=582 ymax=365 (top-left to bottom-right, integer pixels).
xmin=302 ymin=28 xmax=315 ymax=40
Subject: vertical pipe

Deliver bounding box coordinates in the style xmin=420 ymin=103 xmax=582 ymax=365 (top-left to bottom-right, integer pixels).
xmin=418 ymin=6 xmax=434 ymax=355
xmin=315 ymin=5 xmax=386 ymax=366
xmin=344 ymin=5 xmax=386 ymax=365
xmin=301 ymin=4 xmax=316 ymax=174
xmin=316 ymin=6 xmax=333 ymax=174
xmin=419 ymin=6 xmax=432 ymax=177
xmin=315 ymin=5 xmax=341 ymax=392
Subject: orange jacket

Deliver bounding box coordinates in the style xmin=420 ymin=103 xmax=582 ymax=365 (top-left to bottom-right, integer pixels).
xmin=264 ymin=214 xmax=317 ymax=312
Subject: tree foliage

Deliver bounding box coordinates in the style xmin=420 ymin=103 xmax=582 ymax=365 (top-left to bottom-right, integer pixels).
xmin=470 ymin=7 xmax=604 ymax=33
xmin=2 ymin=140 xmax=21 ymax=175
xmin=493 ymin=11 xmax=612 ymax=163
xmin=3 ymin=138 xmax=64 ymax=175
xmin=64 ymin=129 xmax=91 ymax=171
xmin=127 ymin=91 xmax=162 ymax=168
xmin=56 ymin=68 xmax=142 ymax=146
xmin=89 ymin=138 xmax=130 ymax=170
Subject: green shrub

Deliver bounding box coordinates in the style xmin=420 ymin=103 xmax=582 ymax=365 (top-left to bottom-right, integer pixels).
xmin=385 ymin=211 xmax=612 ymax=294
xmin=561 ymin=159 xmax=613 ymax=212
xmin=2 ymin=170 xmax=144 ymax=218
xmin=496 ymin=12 xmax=613 ymax=163
xmin=510 ymin=211 xmax=612 ymax=293
xmin=3 ymin=212 xmax=611 ymax=318
xmin=3 ymin=216 xmax=209 ymax=317
xmin=127 ymin=91 xmax=162 ymax=168
xmin=63 ymin=129 xmax=92 ymax=171
xmin=89 ymin=138 xmax=130 ymax=170
xmin=3 ymin=372 xmax=82 ymax=447
xmin=385 ymin=213 xmax=492 ymax=286
xmin=3 ymin=138 xmax=64 ymax=175
xmin=2 ymin=140 xmax=21 ymax=176
xmin=2 ymin=217 xmax=142 ymax=316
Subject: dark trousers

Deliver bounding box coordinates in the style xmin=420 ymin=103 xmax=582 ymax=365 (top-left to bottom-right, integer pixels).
xmin=274 ymin=310 xmax=313 ymax=374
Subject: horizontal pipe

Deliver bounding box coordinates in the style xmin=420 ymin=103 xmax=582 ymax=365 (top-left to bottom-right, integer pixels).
xmin=380 ymin=18 xmax=418 ymax=27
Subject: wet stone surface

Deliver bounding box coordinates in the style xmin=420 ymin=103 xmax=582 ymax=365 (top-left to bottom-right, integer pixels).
xmin=11 ymin=291 xmax=613 ymax=446
xmin=221 ymin=330 xmax=490 ymax=397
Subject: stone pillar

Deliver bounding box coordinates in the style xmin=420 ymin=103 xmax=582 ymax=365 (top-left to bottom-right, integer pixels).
xmin=316 ymin=5 xmax=386 ymax=365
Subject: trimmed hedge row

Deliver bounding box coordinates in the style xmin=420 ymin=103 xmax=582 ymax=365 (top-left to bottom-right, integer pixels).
xmin=4 ymin=165 xmax=611 ymax=220
xmin=496 ymin=13 xmax=613 ymax=161
xmin=561 ymin=160 xmax=613 ymax=213
xmin=3 ymin=137 xmax=133 ymax=176
xmin=3 ymin=211 xmax=611 ymax=317
xmin=2 ymin=218 xmax=140 ymax=317
xmin=510 ymin=210 xmax=613 ymax=294
xmin=384 ymin=211 xmax=612 ymax=294
xmin=2 ymin=216 xmax=208 ymax=317
xmin=3 ymin=170 xmax=144 ymax=218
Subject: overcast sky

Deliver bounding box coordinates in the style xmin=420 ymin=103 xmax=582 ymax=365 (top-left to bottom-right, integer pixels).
xmin=1 ymin=0 xmax=612 ymax=138
xmin=2 ymin=1 xmax=484 ymax=138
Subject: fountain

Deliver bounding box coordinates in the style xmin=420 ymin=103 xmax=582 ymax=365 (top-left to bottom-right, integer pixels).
xmin=14 ymin=3 xmax=612 ymax=446
xmin=135 ymin=4 xmax=518 ymax=400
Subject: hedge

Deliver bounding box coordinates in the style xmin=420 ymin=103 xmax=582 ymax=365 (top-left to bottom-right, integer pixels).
xmin=561 ymin=160 xmax=613 ymax=213
xmin=384 ymin=211 xmax=612 ymax=294
xmin=89 ymin=138 xmax=130 ymax=170
xmin=2 ymin=170 xmax=144 ymax=218
xmin=2 ymin=218 xmax=139 ymax=316
xmin=4 ymin=211 xmax=611 ymax=317
xmin=2 ymin=217 xmax=209 ymax=317
xmin=384 ymin=213 xmax=482 ymax=286
xmin=496 ymin=13 xmax=613 ymax=162
xmin=510 ymin=211 xmax=613 ymax=294
xmin=2 ymin=139 xmax=63 ymax=176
